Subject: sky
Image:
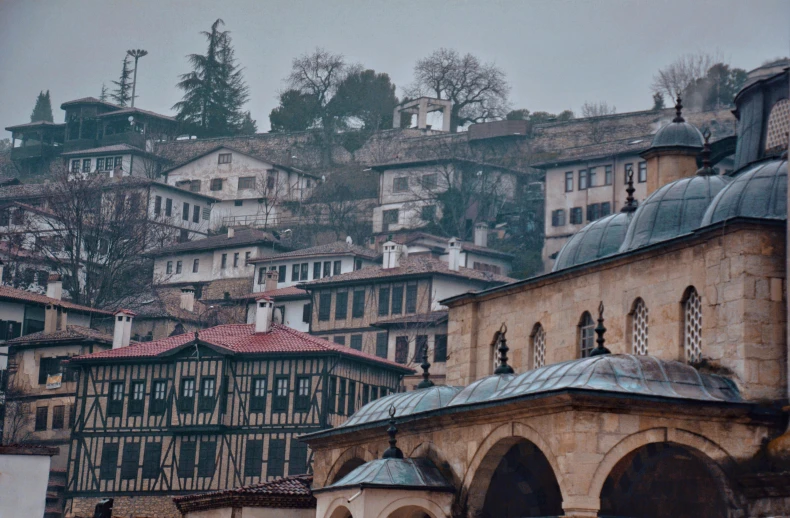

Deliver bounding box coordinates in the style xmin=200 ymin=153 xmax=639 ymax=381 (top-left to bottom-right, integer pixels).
xmin=1 ymin=0 xmax=789 ymax=134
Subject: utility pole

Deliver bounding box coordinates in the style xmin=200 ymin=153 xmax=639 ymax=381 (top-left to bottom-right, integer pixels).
xmin=127 ymin=49 xmax=148 ymax=108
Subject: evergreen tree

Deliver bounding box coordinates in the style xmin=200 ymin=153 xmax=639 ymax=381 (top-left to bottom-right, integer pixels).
xmin=239 ymin=111 xmax=258 ymax=134
xmin=30 ymin=90 xmax=54 ymax=122
xmin=652 ymin=92 xmax=665 ymax=111
xmin=111 ymin=55 xmax=133 ymax=107
xmin=173 ymin=19 xmax=250 ymax=137
xmin=99 ymin=83 xmax=109 ymax=102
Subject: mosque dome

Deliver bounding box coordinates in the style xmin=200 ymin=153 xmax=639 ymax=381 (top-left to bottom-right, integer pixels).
xmin=700 ymin=158 xmax=788 ymax=226
xmin=448 ymin=373 xmax=515 ymax=406
xmin=339 ymin=385 xmax=461 ymax=428
xmin=650 ymin=96 xmax=704 ymax=150
xmin=552 ymin=211 xmax=635 ymax=271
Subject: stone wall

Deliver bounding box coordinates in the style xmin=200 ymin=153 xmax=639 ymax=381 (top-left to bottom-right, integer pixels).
xmin=69 ymin=495 xmax=181 ymax=518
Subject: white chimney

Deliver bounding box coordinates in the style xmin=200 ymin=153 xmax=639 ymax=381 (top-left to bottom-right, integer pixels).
xmin=474 ymin=222 xmax=489 ymax=248
xmin=228 ymin=228 xmax=235 ymax=239
xmin=46 ymin=273 xmax=63 ymax=300
xmin=382 ymin=241 xmax=405 ymax=269
xmin=265 ymin=270 xmax=279 ymax=292
xmin=255 ymin=295 xmax=274 ymax=333
xmin=112 ymin=309 xmax=135 ymax=349
xmin=448 ymin=238 xmax=461 ymax=271
xmin=180 ymin=287 xmax=195 ymax=312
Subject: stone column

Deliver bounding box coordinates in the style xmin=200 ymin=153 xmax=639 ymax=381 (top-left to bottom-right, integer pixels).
xmin=561 ymin=495 xmax=600 ymax=518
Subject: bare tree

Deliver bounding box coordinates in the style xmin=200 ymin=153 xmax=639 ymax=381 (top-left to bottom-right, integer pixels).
xmin=581 ymin=101 xmax=617 ymax=118
xmin=406 ymin=48 xmax=510 ymax=133
xmin=301 ymin=167 xmax=376 ymax=243
xmin=652 ymin=51 xmax=719 ymax=100
xmin=2 ymin=386 xmax=33 ymax=444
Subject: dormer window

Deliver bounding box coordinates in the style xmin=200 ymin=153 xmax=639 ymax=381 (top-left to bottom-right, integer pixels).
xmin=218 ymin=153 xmax=232 ymax=164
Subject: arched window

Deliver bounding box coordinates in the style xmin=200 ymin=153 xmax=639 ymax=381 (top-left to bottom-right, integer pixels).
xmin=683 ymin=287 xmax=703 ymax=363
xmin=765 ymin=98 xmax=790 ymax=154
xmin=631 ymin=298 xmax=648 ymax=355
xmin=531 ymin=324 xmax=546 ymax=369
xmin=579 ymin=312 xmax=595 ymax=358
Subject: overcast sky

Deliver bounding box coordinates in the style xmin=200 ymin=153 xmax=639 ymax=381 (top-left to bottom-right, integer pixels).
xmin=1 ymin=0 xmax=788 ymax=134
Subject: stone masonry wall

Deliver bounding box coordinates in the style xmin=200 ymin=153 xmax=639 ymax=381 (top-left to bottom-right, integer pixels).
xmin=69 ymin=495 xmax=181 ymax=518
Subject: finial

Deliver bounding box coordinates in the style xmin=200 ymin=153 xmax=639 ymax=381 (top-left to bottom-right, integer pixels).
xmin=382 ymin=405 xmax=404 ymax=459
xmin=590 ymin=301 xmax=611 ymax=356
xmin=673 ymin=94 xmax=685 ymax=123
xmin=416 ymin=344 xmax=435 ymax=389
xmin=620 ymin=165 xmax=637 ymax=213
xmin=494 ymin=323 xmax=514 ymax=374
xmin=696 ymin=128 xmax=715 ymax=175
xmin=194 ymin=330 xmax=199 ymax=341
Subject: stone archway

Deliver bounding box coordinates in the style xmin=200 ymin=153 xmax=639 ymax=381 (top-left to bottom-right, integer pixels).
xmin=379 ymin=497 xmax=448 ymax=518
xmin=324 ymin=445 xmax=374 ymax=485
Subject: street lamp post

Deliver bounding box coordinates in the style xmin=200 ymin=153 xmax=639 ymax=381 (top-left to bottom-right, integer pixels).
xmin=126 ymin=49 xmax=148 ymax=108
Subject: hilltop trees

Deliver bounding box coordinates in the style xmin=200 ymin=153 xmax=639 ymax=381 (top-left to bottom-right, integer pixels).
xmin=652 ymin=52 xmax=747 ymax=110
xmin=111 ymin=55 xmax=133 ymax=107
xmin=30 ymin=90 xmax=54 ymax=122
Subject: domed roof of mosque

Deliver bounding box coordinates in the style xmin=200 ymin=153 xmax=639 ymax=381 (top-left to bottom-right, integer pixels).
xmin=339 ymin=385 xmax=462 ymax=428
xmin=700 ymin=158 xmax=788 ymax=226
xmin=448 ymin=373 xmax=516 ymax=406
xmin=322 ymin=457 xmax=454 ymax=492
xmin=650 ymin=96 xmax=704 ymax=150
xmin=552 ymin=211 xmax=635 ymax=271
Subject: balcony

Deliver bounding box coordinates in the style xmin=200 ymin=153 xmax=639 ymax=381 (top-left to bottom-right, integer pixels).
xmin=10 ymin=144 xmax=62 ymax=161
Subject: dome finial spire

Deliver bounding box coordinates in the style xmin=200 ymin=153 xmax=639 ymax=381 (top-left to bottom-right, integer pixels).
xmin=382 ymin=405 xmax=404 ymax=459
xmin=673 ymin=94 xmax=685 ymax=123
xmin=696 ymin=128 xmax=715 ymax=175
xmin=416 ymin=344 xmax=435 ymax=389
xmin=620 ymin=165 xmax=638 ymax=212
xmin=590 ymin=301 xmax=611 ymax=356
xmin=494 ymin=323 xmax=515 ymax=374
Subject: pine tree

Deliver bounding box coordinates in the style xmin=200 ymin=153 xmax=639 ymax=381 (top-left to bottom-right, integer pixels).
xmin=111 ymin=55 xmax=133 ymax=107
xmin=99 ymin=83 xmax=109 ymax=102
xmin=30 ymin=90 xmax=54 ymax=122
xmin=239 ymin=111 xmax=258 ymax=134
xmin=173 ymin=19 xmax=249 ymax=137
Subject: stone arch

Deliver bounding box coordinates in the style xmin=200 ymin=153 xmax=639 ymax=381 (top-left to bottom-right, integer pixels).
xmin=323 ymin=445 xmax=375 ymax=486
xmin=628 ymin=297 xmax=649 ymax=355
xmin=680 ymin=285 xmax=703 ymax=363
xmin=407 ymin=441 xmax=460 ymax=488
xmin=325 ymin=497 xmax=354 ymax=518
xmin=378 ymin=496 xmax=448 ymax=518
xmin=460 ymin=422 xmax=566 ymax=517
xmin=578 ymin=311 xmax=595 ymax=358
xmin=529 ymin=322 xmax=546 ymax=369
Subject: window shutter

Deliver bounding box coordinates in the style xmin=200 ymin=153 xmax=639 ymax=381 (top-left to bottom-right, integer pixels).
xmin=350 ymin=334 xmax=362 ymax=351
xmin=178 ymin=442 xmax=197 ymax=478
xmin=434 ymin=334 xmax=448 ymax=362
xmin=378 ymin=287 xmax=390 ymax=316
xmin=318 ymin=293 xmax=331 ymax=321
xmin=352 ymin=290 xmax=365 ymax=318
xmin=347 ymin=381 xmax=356 ymax=416
xmin=267 ymin=439 xmax=286 ymax=477
xmin=376 ymin=333 xmax=388 ymax=358
xmin=198 ymin=441 xmax=217 ymax=477
xmin=335 ymin=292 xmax=348 ymax=320
xmin=100 ymin=443 xmax=120 ymax=480
xmin=121 ymin=443 xmax=141 ymax=480
xmin=302 ymin=303 xmax=312 ymax=323
xmin=244 ymin=440 xmax=263 ymax=477
xmin=289 ymin=441 xmax=308 ymax=475
xmin=405 ymin=284 xmax=417 ymax=313
xmin=142 ymin=442 xmax=162 ymax=479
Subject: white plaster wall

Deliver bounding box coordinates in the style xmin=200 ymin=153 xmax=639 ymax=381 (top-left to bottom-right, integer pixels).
xmin=252 ymin=255 xmax=370 ymax=291
xmin=386 ymin=323 xmax=449 ymax=378
xmin=153 ymin=251 xmax=214 ymax=285
xmin=0 ymin=453 xmax=53 ymax=518
xmin=148 ymin=184 xmax=212 ymax=236
xmin=430 ymin=276 xmax=487 ymax=310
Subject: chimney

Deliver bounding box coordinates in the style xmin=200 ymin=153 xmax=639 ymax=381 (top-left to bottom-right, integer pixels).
xmin=180 ymin=287 xmax=195 ymax=312
xmin=44 ymin=304 xmax=59 ymax=334
xmin=255 ymin=295 xmax=274 ymax=333
xmin=112 ymin=309 xmax=135 ymax=349
xmin=382 ymin=241 xmax=405 ymax=269
xmin=46 ymin=273 xmax=63 ymax=300
xmin=227 ymin=228 xmax=235 ymax=239
xmin=474 ymin=222 xmax=489 ymax=248
xmin=448 ymin=238 xmax=461 ymax=271
xmin=265 ymin=270 xmax=279 ymax=292
xmin=0 ymin=260 xmax=4 ymax=286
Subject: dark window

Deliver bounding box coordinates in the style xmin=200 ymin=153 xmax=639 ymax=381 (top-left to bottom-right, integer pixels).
xmin=179 ymin=378 xmax=195 ymax=413
xmin=165 ymin=198 xmax=173 ymax=217
xmin=352 ymin=290 xmax=365 ymax=318
xmin=300 ymin=263 xmax=309 ymax=280
xmin=258 ymin=267 xmax=266 ymax=284
xmin=82 ymin=158 xmax=91 ymax=173
xmin=395 ymin=336 xmax=409 ymax=364
xmin=586 ymin=203 xmax=600 ymax=222
xmin=434 ymin=334 xmax=448 ymax=362
xmin=232 ymin=253 xmax=238 ymax=267
xmin=198 ymin=441 xmax=217 ymax=477
xmin=190 ymin=180 xmax=201 ymax=192
xmin=202 ymin=207 xmax=210 ymax=220
xmin=350 ymin=334 xmax=362 ymax=351
xmin=121 ymin=443 xmax=141 ymax=480
xmin=323 ymin=261 xmax=331 ymax=277
xmin=393 ymin=176 xmax=409 ymax=192
xmin=328 ymin=376 xmax=337 ymax=413
xmin=193 ymin=205 xmax=200 ymax=223
xmin=38 ymin=357 xmax=63 ymax=385
xmin=245 ymin=251 xmax=251 ymax=264
xmin=114 ymin=156 xmax=123 ymax=169
xmin=71 ymin=159 xmax=80 ymax=173
xmin=564 ymin=171 xmax=574 ymax=192
xmin=295 ymin=376 xmax=310 ymax=410
xmin=362 ymin=384 xmax=369 ymax=406
xmin=178 ymin=442 xmax=197 ymax=478
xmin=250 ymin=377 xmax=267 ymax=412
xmin=354 ymin=258 xmax=362 ymax=270
xmin=199 ymin=377 xmax=216 ymax=412
xmin=422 ymin=173 xmax=438 ymax=189
xmin=210 ymin=178 xmax=223 ymax=191
xmin=605 ymin=165 xmax=613 ymax=185
xmin=391 ymin=286 xmax=404 ymax=314
xmin=176 ymin=261 xmax=182 ymax=274
xmin=625 ymin=163 xmax=634 ymax=183
xmin=129 ymin=381 xmax=145 ymax=415
xmin=406 ymin=284 xmax=417 ymax=313
xmin=273 ymin=377 xmax=288 ymax=412
xmin=333 ymin=260 xmax=341 ymax=275
xmin=244 ymin=439 xmax=263 ymax=478
xmin=35 ymin=407 xmax=48 ymax=431
xmin=601 ymin=202 xmax=612 ymax=216
xmin=335 ymin=292 xmax=348 ymax=320
xmin=578 ymin=169 xmax=588 ymax=190
xmin=182 ymin=202 xmax=190 ymax=221
xmin=318 ymin=293 xmax=331 ymax=321
xmin=278 ymin=265 xmax=286 ymax=282
xmin=570 ymin=207 xmax=583 ymax=224
xmin=580 ymin=312 xmax=595 ymax=358
xmin=370 ymin=386 xmax=379 ymax=401
xmin=100 ymin=443 xmax=119 ymax=480
xmin=142 ymin=442 xmax=162 ymax=479
xmin=382 ymin=209 xmax=398 ymax=230
xmin=221 ymin=254 xmax=228 ymax=269
xmin=238 ymin=176 xmax=255 ymax=189
xmin=638 ymin=161 xmax=647 ymax=183
xmin=338 ymin=379 xmax=347 ymax=416
xmin=415 ymin=335 xmax=428 ymax=363
xmin=154 ymin=195 xmax=162 ymax=215
xmin=108 ymin=382 xmax=124 ymax=416
xmin=551 ymin=209 xmax=566 ymax=227
xmin=302 ymin=303 xmax=311 ymax=323
xmin=313 ymin=262 xmax=321 ymax=279
xmin=151 ymin=381 xmax=167 ymax=415
xmin=588 ymin=167 xmax=597 ymax=187
xmin=333 ymin=335 xmax=346 ymax=345
xmin=378 ymin=287 xmax=390 ymax=316
xmin=291 ymin=264 xmax=299 ymax=281
xmin=376 ymin=333 xmax=388 ymax=358
xmin=193 ymin=259 xmax=199 ymax=273
xmin=266 ymin=172 xmax=276 ymax=191
xmin=218 ymin=153 xmax=232 ymax=164
xmin=347 ymin=381 xmax=356 ymax=416
xmin=289 ymin=441 xmax=308 ymax=475
xmin=69 ymin=404 xmax=76 ymax=429
xmin=267 ymin=439 xmax=286 ymax=477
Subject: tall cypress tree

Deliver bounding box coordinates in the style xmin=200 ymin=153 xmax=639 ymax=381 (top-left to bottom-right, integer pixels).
xmin=173 ymin=19 xmax=249 ymax=137
xmin=99 ymin=83 xmax=109 ymax=102
xmin=111 ymin=55 xmax=133 ymax=107
xmin=30 ymin=90 xmax=54 ymax=122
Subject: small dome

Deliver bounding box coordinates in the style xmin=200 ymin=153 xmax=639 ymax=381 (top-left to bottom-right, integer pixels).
xmin=649 ymin=96 xmax=704 ymax=150
xmin=701 ymin=158 xmax=788 ymax=226
xmin=325 ymin=457 xmax=453 ymax=491
xmin=340 ymin=385 xmax=462 ymax=428
xmin=552 ymin=211 xmax=634 ymax=271
xmin=448 ymin=374 xmax=515 ymax=406
xmin=620 ymin=174 xmax=731 ymax=251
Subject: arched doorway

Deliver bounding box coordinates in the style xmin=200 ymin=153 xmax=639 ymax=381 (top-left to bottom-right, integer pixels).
xmin=330 ymin=458 xmax=365 ymax=484
xmin=328 ymin=506 xmax=353 ymax=518
xmin=387 ymin=505 xmax=435 ymax=518
xmin=599 ymin=443 xmax=729 ymax=518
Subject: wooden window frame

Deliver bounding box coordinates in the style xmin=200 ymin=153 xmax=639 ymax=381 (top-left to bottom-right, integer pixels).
xmin=100 ymin=443 xmax=119 ymax=480
xmin=199 ymin=377 xmax=216 ymax=412
xmin=179 ymin=378 xmax=196 ymax=413
xmin=250 ymin=377 xmax=267 ymax=412
xmin=120 ymin=442 xmax=141 ymax=480
xmin=150 ymin=380 xmax=167 ymax=415
xmin=129 ymin=381 xmax=145 ymax=416
xmin=335 ymin=291 xmax=348 ymax=320
xmin=108 ymin=382 xmax=124 ymax=417
xmin=178 ymin=442 xmax=197 ymax=479
xmin=294 ymin=376 xmax=310 ymax=411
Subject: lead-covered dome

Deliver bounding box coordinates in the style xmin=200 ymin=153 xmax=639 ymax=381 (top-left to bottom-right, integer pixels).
xmin=701 ymin=158 xmax=787 ymax=226
xmin=620 ymin=174 xmax=731 ymax=251
xmin=650 ymin=97 xmax=704 ymax=150
xmin=339 ymin=385 xmax=461 ymax=428
xmin=552 ymin=211 xmax=634 ymax=271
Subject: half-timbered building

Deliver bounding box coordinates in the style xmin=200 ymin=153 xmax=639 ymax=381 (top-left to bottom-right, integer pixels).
xmin=65 ymin=297 xmax=412 ymax=518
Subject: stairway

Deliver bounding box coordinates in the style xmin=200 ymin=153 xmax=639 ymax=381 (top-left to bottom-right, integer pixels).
xmin=43 ymin=470 xmax=66 ymax=518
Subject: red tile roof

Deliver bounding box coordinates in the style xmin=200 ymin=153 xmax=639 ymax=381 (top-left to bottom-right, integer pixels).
xmin=0 ymin=285 xmax=112 ymax=315
xmin=173 ymin=474 xmax=315 ymax=512
xmin=249 ymin=241 xmax=379 ymax=262
xmin=70 ymin=323 xmax=413 ymax=372
xmin=235 ymin=286 xmax=309 ymax=301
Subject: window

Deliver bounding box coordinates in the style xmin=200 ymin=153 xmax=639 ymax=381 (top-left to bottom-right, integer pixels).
xmin=190 ymin=180 xmax=201 ymax=192
xmin=406 ymin=283 xmax=417 ymax=313
xmin=605 ymin=165 xmax=613 ymax=185
xmin=96 ymin=158 xmax=104 ymax=171
xmin=601 ymin=202 xmax=611 ymax=216
xmin=151 ymin=381 xmax=167 ymax=414
xmin=378 ymin=287 xmax=390 ymax=316
xmin=193 ymin=205 xmax=200 ymax=223
xmin=638 ymin=161 xmax=647 ymax=183
xmin=422 ymin=173 xmax=438 ymax=189
xmin=218 ymin=153 xmax=232 ymax=164
xmin=221 ymin=254 xmax=228 ymax=269
xmin=266 ymin=171 xmax=276 ymax=191
xmin=245 ymin=251 xmax=251 ymax=264
xmin=313 ymin=262 xmax=321 ymax=279
xmin=52 ymin=405 xmax=65 ymax=429
xmin=295 ymin=377 xmax=310 ymax=410
xmin=182 ymin=202 xmax=190 ymax=221
xmin=234 ymin=200 xmax=243 ymax=207
xmin=129 ymin=381 xmax=145 ymax=415
xmin=100 ymin=443 xmax=119 ymax=480
xmin=121 ymin=443 xmax=141 ymax=480
xmin=631 ymin=298 xmax=649 ymax=355
xmin=193 ymin=259 xmax=199 ymax=273
xmin=395 ymin=337 xmax=409 ymax=364
xmin=267 ymin=439 xmax=286 ymax=477
xmin=434 ymin=334 xmax=448 ymax=362
xmin=39 ymin=357 xmax=63 ymax=385
xmin=551 ymin=209 xmax=566 ymax=227
xmin=588 ymin=167 xmax=597 ymax=187
xmin=421 ymin=205 xmax=436 ymax=221
xmin=165 ymin=198 xmax=173 ymax=217
xmin=238 ymin=176 xmax=255 ymax=189
xmin=587 ymin=203 xmax=601 ymax=222
xmin=382 ymin=209 xmax=399 ymax=229
xmin=361 ymin=384 xmax=369 ymax=406
xmin=323 ymin=261 xmax=331 ymax=277
xmin=370 ymin=386 xmax=379 ymax=401
xmin=532 ymin=324 xmax=546 ymax=369
xmin=347 ymin=381 xmax=356 ymax=415
xmin=244 ymin=439 xmax=263 ymax=478
xmin=199 ymin=377 xmax=216 ymax=412
xmin=415 ymin=335 xmax=428 ymax=363
xmin=278 ymin=265 xmax=286 ymax=282
xmin=333 ymin=260 xmax=341 ymax=275
xmin=338 ymin=379 xmax=347 ymax=416
xmin=273 ymin=377 xmax=289 ymax=411
xmin=302 ymin=303 xmax=311 ymax=323
xmin=291 ymin=264 xmax=299 ymax=281
xmin=250 ymin=377 xmax=267 ymax=412
xmin=35 ymin=407 xmax=48 ymax=431
xmin=684 ymin=287 xmax=703 ymax=363
xmin=352 ymin=290 xmax=365 ymax=318
xmin=202 ymin=207 xmax=210 ymax=220
xmin=578 ymin=169 xmax=588 ymax=190
xmin=71 ymin=159 xmax=80 ymax=173
xmin=333 ymin=335 xmax=346 ymax=346
xmin=210 ymin=178 xmax=223 ymax=191
xmin=350 ymin=334 xmax=362 ymax=351
xmin=564 ymin=171 xmax=574 ymax=192
xmin=335 ymin=292 xmax=348 ymax=320
xmin=376 ymin=333 xmax=388 ymax=358
xmin=153 ymin=195 xmax=162 ymax=216
xmin=176 ymin=261 xmax=182 ymax=274
xmin=178 ymin=442 xmax=197 ymax=478
xmin=318 ymin=293 xmax=331 ymax=321
xmin=69 ymin=404 xmax=76 ymax=428
xmin=198 ymin=441 xmax=217 ymax=477
xmin=301 ymin=263 xmax=309 ymax=280
xmin=570 ymin=207 xmax=583 ymax=225
xmin=179 ymin=378 xmax=195 ymax=413
xmin=354 ymin=258 xmax=362 ymax=270
xmin=114 ymin=156 xmax=122 ymax=169
xmin=289 ymin=441 xmax=308 ymax=475
xmin=233 ymin=253 xmax=239 ymax=267
xmin=328 ymin=376 xmax=337 ymax=413
xmin=105 ymin=158 xmax=114 ymax=171
xmin=82 ymin=159 xmax=91 ymax=173
xmin=142 ymin=442 xmax=162 ymax=479
xmin=108 ymin=382 xmax=124 ymax=416
xmin=579 ymin=312 xmax=595 ymax=358
xmin=391 ymin=286 xmax=404 ymax=314
xmin=393 ymin=176 xmax=409 ymax=192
